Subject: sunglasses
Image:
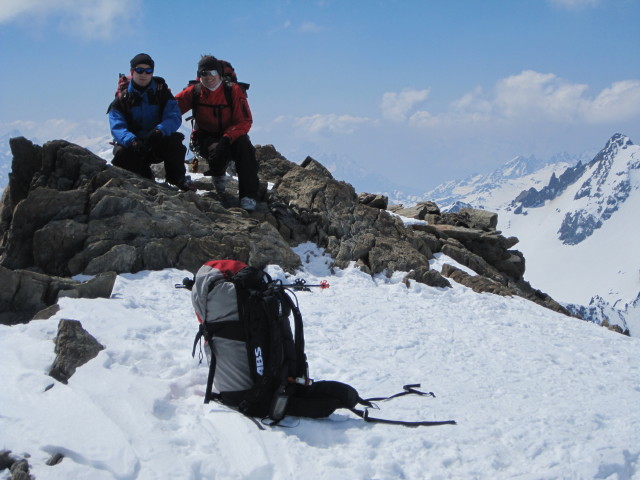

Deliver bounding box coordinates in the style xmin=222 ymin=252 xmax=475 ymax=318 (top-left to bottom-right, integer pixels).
xmin=199 ymin=70 xmax=219 ymax=78
xmin=133 ymin=67 xmax=154 ymax=74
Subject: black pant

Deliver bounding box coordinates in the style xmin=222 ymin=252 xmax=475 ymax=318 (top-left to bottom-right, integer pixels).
xmin=194 ymin=132 xmax=259 ymax=199
xmin=112 ymin=132 xmax=187 ymax=185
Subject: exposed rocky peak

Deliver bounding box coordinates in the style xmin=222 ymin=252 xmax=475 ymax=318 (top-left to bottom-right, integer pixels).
xmin=509 ymin=134 xmax=639 ymax=246
xmin=575 ymin=134 xmax=633 ymax=201
xmin=565 ymin=295 xmax=632 ymax=336
xmin=1 ymin=137 xmax=574 ymax=326
xmin=558 ymin=134 xmax=638 ymax=244
xmin=510 ymin=161 xmax=586 ymax=210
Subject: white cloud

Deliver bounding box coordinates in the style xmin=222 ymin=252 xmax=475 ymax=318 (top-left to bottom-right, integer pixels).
xmin=493 ymin=70 xmax=589 ymax=121
xmin=292 ymin=113 xmax=371 ymax=135
xmin=0 ymin=0 xmax=140 ymax=39
xmin=407 ymin=111 xmax=438 ymax=128
xmin=0 ymin=0 xmax=56 ymax=22
xmin=548 ymin=0 xmax=601 ymax=9
xmin=380 ymin=88 xmax=430 ymax=122
xmin=404 ymin=71 xmax=640 ymax=128
xmin=583 ymin=80 xmax=640 ymax=124
xmin=298 ymin=21 xmax=324 ymax=33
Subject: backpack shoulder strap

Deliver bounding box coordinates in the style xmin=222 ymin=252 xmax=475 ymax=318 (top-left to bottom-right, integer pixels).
xmin=191 ymin=81 xmax=201 ymax=113
xmin=223 ymin=81 xmax=234 ymax=108
xmin=185 ymin=81 xmax=202 ymax=127
xmin=279 ymin=289 xmax=308 ymax=382
xmin=151 ymin=76 xmax=173 ymax=111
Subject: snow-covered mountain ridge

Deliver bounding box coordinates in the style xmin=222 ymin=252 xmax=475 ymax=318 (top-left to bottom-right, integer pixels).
xmin=498 ymin=134 xmax=640 ymax=334
xmin=385 ymin=151 xmax=593 ymax=212
xmin=511 ymin=133 xmax=639 ymax=245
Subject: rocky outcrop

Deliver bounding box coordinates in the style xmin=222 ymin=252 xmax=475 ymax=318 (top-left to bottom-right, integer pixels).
xmin=394 ymin=202 xmax=569 ymax=314
xmin=0 ymin=266 xmax=116 ymax=325
xmin=0 ymin=450 xmax=33 ymax=480
xmin=266 ymin=158 xmax=435 ymax=279
xmin=48 ymin=319 xmax=105 ymax=384
xmin=557 ymin=134 xmax=638 ymax=245
xmin=0 ymin=138 xmax=300 ymax=279
xmin=1 ymin=137 xmax=570 ymax=324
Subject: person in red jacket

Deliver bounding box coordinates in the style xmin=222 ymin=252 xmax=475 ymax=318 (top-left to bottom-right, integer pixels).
xmin=176 ymin=55 xmax=259 ymax=211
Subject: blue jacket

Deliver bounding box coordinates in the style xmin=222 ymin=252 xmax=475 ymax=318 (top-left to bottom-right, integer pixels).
xmin=108 ymin=77 xmax=182 ymax=147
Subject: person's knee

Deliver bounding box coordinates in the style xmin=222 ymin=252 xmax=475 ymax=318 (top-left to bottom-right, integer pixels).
xmin=231 ymin=136 xmax=256 ymax=164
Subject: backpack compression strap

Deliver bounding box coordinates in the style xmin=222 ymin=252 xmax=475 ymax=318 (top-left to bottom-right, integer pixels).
xmin=348 ymin=408 xmax=457 ymax=427
xmin=350 ymin=384 xmax=457 ymax=428
xmin=192 ymin=322 xmax=218 ymax=404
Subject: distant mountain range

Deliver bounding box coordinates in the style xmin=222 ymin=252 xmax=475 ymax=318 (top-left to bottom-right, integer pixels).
xmin=385 ymin=150 xmax=595 ymax=212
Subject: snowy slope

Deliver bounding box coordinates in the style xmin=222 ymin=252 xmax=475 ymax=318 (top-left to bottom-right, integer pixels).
xmin=2 ymin=244 xmax=640 ymax=479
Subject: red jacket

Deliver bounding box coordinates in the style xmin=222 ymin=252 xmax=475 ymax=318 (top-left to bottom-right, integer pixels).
xmin=175 ymin=81 xmax=252 ymax=142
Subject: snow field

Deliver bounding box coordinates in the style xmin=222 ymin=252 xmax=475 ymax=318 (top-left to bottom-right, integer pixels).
xmin=1 ymin=243 xmax=639 ymax=479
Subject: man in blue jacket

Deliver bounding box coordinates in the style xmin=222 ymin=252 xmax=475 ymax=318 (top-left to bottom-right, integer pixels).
xmin=108 ymin=53 xmax=194 ymax=191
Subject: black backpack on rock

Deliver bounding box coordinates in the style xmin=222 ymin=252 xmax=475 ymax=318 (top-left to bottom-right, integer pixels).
xmin=184 ymin=259 xmax=456 ymax=428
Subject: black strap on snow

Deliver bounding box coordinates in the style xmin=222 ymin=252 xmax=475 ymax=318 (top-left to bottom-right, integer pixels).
xmin=350 ymin=384 xmax=456 ymax=428
xmin=348 ymin=408 xmax=456 ymax=428
xmin=361 ymin=383 xmax=435 ymax=403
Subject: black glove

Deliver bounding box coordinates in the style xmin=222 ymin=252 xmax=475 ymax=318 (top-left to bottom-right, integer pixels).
xmin=144 ymin=129 xmax=164 ymax=150
xmin=212 ymin=137 xmax=231 ymax=163
xmin=130 ymin=138 xmax=148 ymax=155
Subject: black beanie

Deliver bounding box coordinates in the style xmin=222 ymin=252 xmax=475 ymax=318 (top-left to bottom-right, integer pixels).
xmin=198 ymin=55 xmax=219 ymax=74
xmin=130 ymin=53 xmax=155 ymax=69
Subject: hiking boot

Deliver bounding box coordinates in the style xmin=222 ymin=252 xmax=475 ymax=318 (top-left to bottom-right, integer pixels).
xmin=213 ymin=175 xmax=227 ymax=194
xmin=240 ymin=197 xmax=257 ymax=211
xmin=176 ymin=176 xmax=196 ymax=192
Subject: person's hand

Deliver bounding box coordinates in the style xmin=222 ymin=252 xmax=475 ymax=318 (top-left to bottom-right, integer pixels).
xmin=130 ymin=138 xmax=148 ymax=155
xmin=213 ymin=137 xmax=231 ymax=163
xmin=144 ymin=129 xmax=164 ymax=150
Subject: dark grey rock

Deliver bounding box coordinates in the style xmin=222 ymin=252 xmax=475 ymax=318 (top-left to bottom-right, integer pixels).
xmin=0 ymin=137 xmax=300 ymax=277
xmin=358 ymin=192 xmax=388 ymax=209
xmin=441 ymin=264 xmax=514 ymax=296
xmin=49 ymin=319 xmax=105 ymax=384
xmin=458 ymin=208 xmax=498 ymax=230
xmin=0 ymin=450 xmax=14 ymax=470
xmin=404 ymin=266 xmax=451 ymax=288
xmin=46 ymin=452 xmax=65 ymax=466
xmin=0 ymin=267 xmax=116 ymax=325
xmin=394 ymin=201 xmax=440 ymax=220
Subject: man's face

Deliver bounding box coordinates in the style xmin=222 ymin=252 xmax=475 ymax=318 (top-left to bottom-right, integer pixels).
xmin=199 ymin=70 xmax=220 ymax=90
xmin=131 ymin=64 xmax=153 ymax=87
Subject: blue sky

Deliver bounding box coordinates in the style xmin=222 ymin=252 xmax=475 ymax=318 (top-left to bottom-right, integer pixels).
xmin=1 ymin=0 xmax=639 ymax=193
